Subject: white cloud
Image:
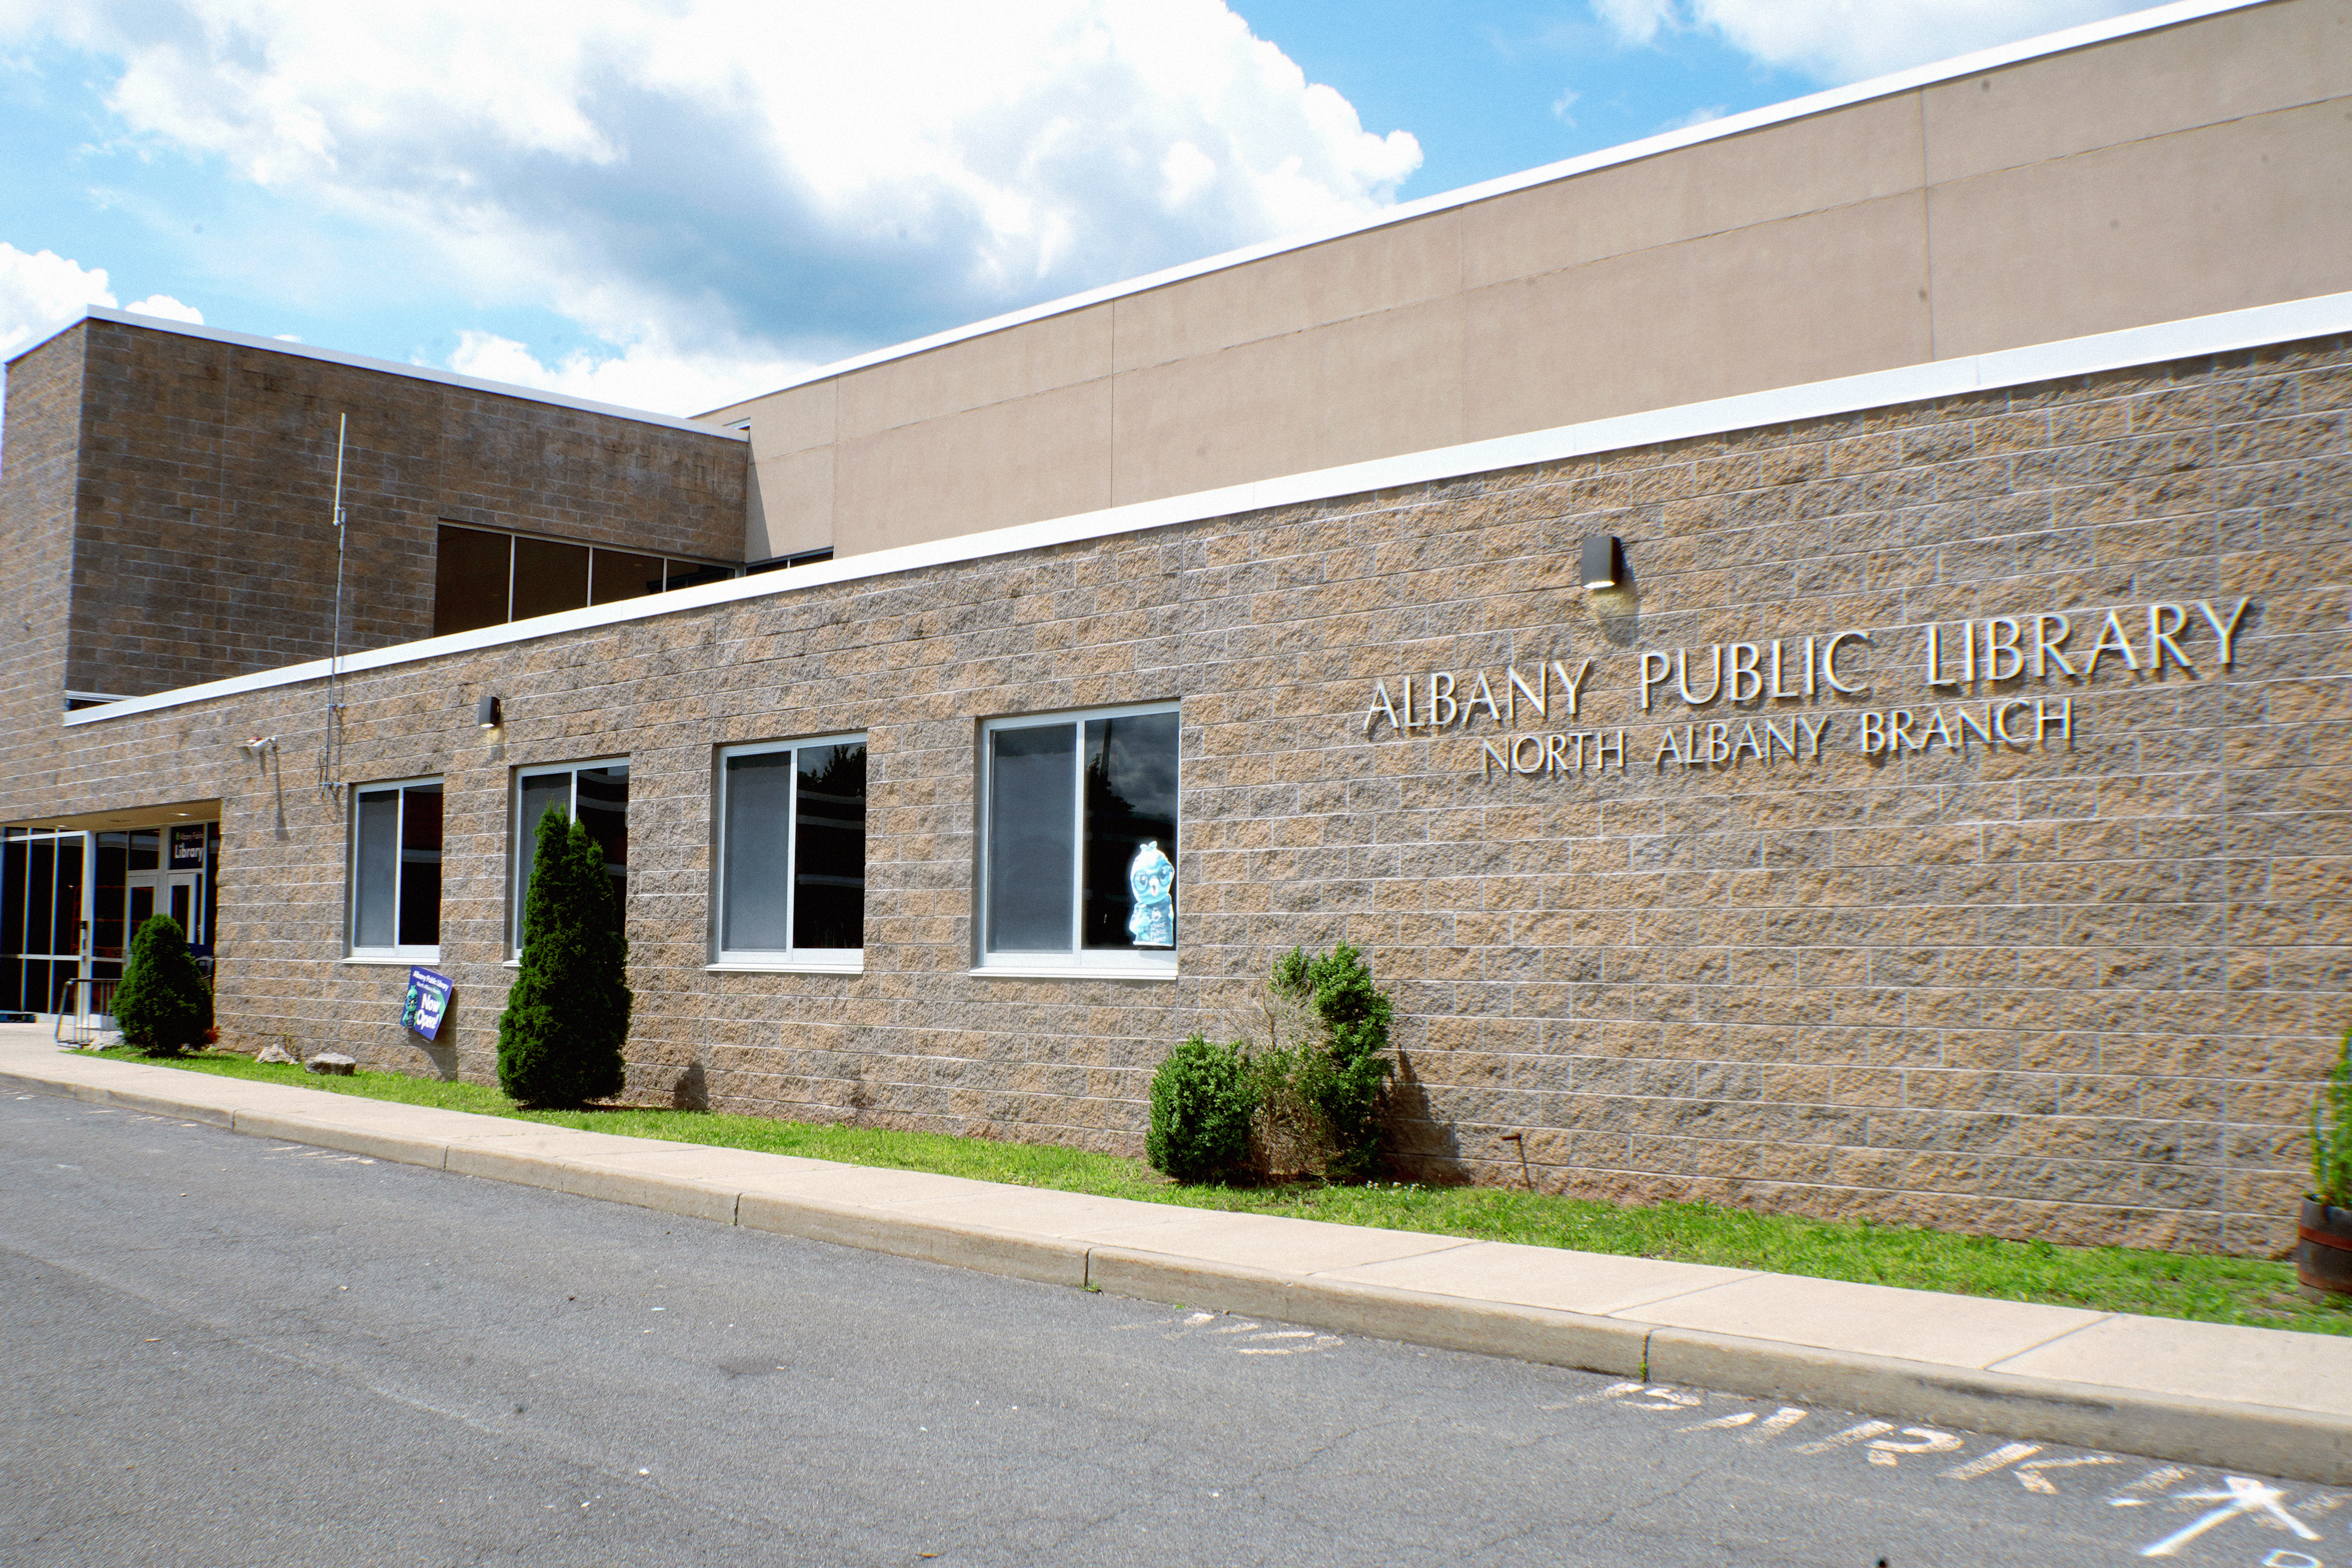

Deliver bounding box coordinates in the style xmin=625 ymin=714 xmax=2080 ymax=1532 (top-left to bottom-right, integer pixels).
xmin=0 ymin=243 xmax=116 ymax=358
xmin=1590 ymin=0 xmax=1678 ymax=49
xmin=1159 ymin=140 xmax=1220 ymax=212
xmin=1596 ymin=0 xmax=2151 ymax=82
xmin=123 ymin=293 xmax=204 ymax=324
xmin=1657 ymin=103 xmax=1729 ymax=132
xmin=443 ymin=330 xmax=815 ymax=418
xmin=0 ymin=243 xmax=203 ymax=359
xmin=2 ymin=0 xmax=1424 ymax=413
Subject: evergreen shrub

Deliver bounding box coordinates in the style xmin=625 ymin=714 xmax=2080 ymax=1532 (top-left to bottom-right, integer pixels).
xmin=1146 ymin=942 xmax=1397 ymax=1186
xmin=2316 ymin=1027 xmax=2352 ymax=1208
xmin=1146 ymin=1033 xmax=1256 ymax=1184
xmin=497 ymin=806 xmax=631 ymax=1108
xmin=112 ymin=914 xmax=213 ymax=1057
xmin=1263 ymin=942 xmax=1395 ymax=1182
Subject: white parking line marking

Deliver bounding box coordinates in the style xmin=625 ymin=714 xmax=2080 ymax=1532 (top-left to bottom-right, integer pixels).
xmin=2138 ymin=1476 xmax=2319 ymax=1557
xmin=2013 ymin=1456 xmax=2119 ymax=1494
xmin=1741 ymin=1407 xmax=1809 ymax=1444
xmin=1677 ymin=1411 xmax=1758 ymax=1433
xmin=1795 ymin=1421 xmax=1894 ymax=1454
xmin=1945 ymin=1443 xmax=2041 ymax=1481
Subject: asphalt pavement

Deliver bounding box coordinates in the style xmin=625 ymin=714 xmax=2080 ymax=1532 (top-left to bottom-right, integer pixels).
xmin=5 ymin=1089 xmax=2344 ymax=1567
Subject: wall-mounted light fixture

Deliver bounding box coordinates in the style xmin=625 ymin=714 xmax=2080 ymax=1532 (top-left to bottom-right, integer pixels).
xmin=476 ymin=694 xmax=503 ymax=729
xmin=1580 ymin=534 xmax=1625 ymax=591
xmin=240 ymin=735 xmax=279 ymax=759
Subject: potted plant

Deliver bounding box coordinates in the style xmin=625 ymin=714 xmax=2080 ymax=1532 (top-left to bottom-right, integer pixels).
xmin=2301 ymin=1027 xmax=2352 ymax=1301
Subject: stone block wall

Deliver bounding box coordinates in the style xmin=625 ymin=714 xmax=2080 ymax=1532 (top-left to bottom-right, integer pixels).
xmin=23 ymin=318 xmax=749 ymax=700
xmin=0 ymin=323 xmax=83 ymax=746
xmin=6 ymin=330 xmax=2346 ymax=1256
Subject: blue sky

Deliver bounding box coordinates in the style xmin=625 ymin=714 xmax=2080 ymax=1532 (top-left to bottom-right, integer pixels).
xmin=0 ymin=1 xmax=2153 ymax=414
xmin=1234 ymin=0 xmax=1816 ymax=199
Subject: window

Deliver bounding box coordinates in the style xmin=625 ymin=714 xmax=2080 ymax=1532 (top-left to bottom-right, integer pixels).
xmin=714 ymin=735 xmax=867 ymax=970
xmin=512 ymin=761 xmax=627 ymax=955
xmin=350 ymin=779 xmax=442 ymax=960
xmin=745 ymin=548 xmax=835 ymax=574
xmin=978 ymin=704 xmax=1178 ymax=976
xmin=434 ymin=525 xmax=741 ymax=638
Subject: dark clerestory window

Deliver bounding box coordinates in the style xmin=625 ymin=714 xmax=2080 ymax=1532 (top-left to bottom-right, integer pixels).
xmin=434 ymin=525 xmax=741 ymax=638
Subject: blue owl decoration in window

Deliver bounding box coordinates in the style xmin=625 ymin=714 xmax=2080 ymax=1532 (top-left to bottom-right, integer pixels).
xmin=1126 ymin=841 xmax=1175 ymax=948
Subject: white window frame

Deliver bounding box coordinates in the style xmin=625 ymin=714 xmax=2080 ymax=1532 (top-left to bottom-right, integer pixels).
xmin=711 ymin=733 xmax=868 ymax=974
xmin=975 ymin=701 xmax=1178 ymax=980
xmin=347 ymin=775 xmax=443 ymax=964
xmin=509 ymin=757 xmax=630 ymax=960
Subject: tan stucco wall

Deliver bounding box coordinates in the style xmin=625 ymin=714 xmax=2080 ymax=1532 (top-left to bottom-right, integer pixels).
xmin=713 ymin=0 xmax=2352 ymax=564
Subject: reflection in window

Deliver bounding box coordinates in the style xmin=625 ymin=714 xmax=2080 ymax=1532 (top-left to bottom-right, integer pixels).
xmin=433 ymin=527 xmax=512 ymax=635
xmin=981 ymin=705 xmax=1178 ymax=970
xmin=513 ymin=761 xmax=628 ymax=954
xmin=986 ymin=724 xmax=1074 ymax=953
xmin=716 ymin=736 xmax=867 ymax=964
xmin=510 ymin=535 xmax=590 ymax=621
xmin=435 ymin=524 xmax=741 ymax=637
xmin=351 ymin=779 xmax=443 ymax=957
xmin=590 ymin=551 xmax=666 ymax=606
xmin=0 ymin=827 xmax=85 ymax=1013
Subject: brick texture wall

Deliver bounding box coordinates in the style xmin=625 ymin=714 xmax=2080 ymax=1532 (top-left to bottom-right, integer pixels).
xmin=0 ymin=324 xmax=84 ymax=762
xmin=40 ymin=318 xmax=747 ymax=698
xmin=5 ymin=330 xmax=2345 ymax=1256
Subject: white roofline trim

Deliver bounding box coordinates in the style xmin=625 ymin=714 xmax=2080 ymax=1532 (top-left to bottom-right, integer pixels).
xmin=701 ymin=0 xmax=2272 ymax=414
xmin=70 ymin=285 xmax=2352 ymax=729
xmin=11 ymin=307 xmax=746 ymax=441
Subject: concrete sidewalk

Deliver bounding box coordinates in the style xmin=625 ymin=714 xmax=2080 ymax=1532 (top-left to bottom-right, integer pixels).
xmin=7 ymin=1025 xmax=2349 ymax=1485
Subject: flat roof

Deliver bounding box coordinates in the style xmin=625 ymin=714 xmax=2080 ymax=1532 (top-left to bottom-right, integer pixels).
xmin=69 ymin=283 xmax=2352 ymax=729
xmin=8 ymin=307 xmax=748 ymax=441
xmin=700 ymin=0 xmax=2268 ymax=417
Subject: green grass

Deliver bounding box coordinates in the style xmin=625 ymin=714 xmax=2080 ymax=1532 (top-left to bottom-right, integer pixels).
xmin=98 ymin=1047 xmax=2347 ymax=1338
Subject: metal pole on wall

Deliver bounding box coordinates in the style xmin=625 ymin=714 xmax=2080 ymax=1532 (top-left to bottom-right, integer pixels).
xmin=320 ymin=414 xmax=348 ymax=799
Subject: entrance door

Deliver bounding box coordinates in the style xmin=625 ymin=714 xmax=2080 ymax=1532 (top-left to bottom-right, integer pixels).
xmin=126 ymin=871 xmax=202 ymax=946
xmin=1 ymin=828 xmax=88 ymax=1016
xmin=108 ymin=870 xmax=202 ymax=1031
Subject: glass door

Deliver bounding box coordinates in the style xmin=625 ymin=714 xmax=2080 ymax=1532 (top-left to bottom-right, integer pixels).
xmin=2 ymin=828 xmax=90 ymax=1016
xmin=163 ymin=873 xmax=200 ymax=943
xmin=123 ymin=870 xmax=201 ymax=946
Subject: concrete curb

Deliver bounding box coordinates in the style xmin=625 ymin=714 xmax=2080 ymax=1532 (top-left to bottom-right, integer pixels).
xmin=233 ymin=1108 xmax=453 ymax=1168
xmin=10 ymin=1058 xmax=2350 ymax=1486
xmin=24 ymin=1072 xmax=237 ymax=1128
xmin=737 ymin=1193 xmax=1092 ymax=1288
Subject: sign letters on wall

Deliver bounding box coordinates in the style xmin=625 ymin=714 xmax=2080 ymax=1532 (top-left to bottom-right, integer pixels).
xmin=1357 ymin=598 xmax=2252 ymax=779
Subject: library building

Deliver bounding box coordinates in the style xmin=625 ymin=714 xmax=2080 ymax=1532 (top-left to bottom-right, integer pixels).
xmin=2 ymin=0 xmax=2344 ymax=1253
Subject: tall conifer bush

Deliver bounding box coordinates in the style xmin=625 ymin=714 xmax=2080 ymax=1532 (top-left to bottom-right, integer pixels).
xmin=111 ymin=914 xmax=212 ymax=1057
xmin=497 ymin=806 xmax=630 ymax=1107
